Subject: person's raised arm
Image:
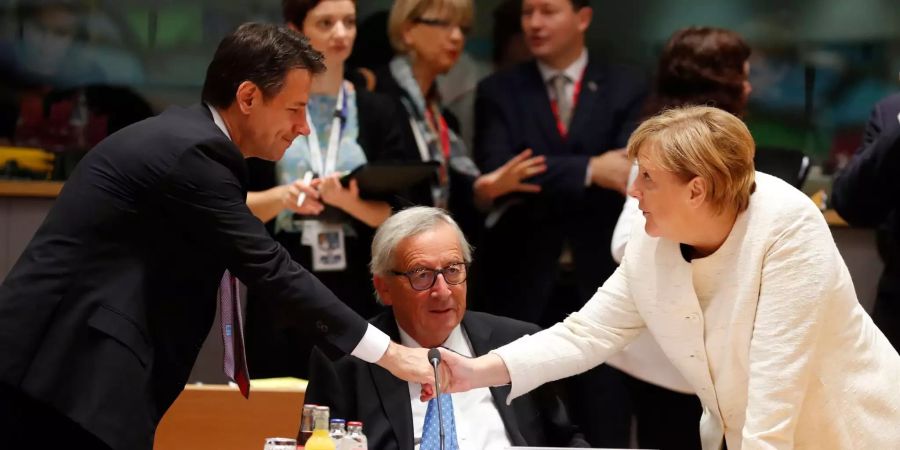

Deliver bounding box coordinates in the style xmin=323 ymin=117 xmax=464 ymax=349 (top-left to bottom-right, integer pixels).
xmin=246 ymin=178 xmax=324 ymax=223
xmin=434 ymin=264 xmax=644 ymax=401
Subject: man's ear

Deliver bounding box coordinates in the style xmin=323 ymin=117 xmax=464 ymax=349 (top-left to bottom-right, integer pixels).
xmin=235 ymin=81 xmax=260 ymax=114
xmin=687 ymin=176 xmax=707 ymax=208
xmin=373 ymin=275 xmax=393 ymax=306
xmin=576 ymin=7 xmax=593 ymax=33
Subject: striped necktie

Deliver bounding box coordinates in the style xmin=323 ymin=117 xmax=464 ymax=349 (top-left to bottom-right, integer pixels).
xmin=220 ymin=270 xmax=250 ymax=398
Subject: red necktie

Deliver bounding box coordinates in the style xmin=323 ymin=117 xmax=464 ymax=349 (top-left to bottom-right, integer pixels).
xmin=219 ymin=270 xmax=250 ymax=398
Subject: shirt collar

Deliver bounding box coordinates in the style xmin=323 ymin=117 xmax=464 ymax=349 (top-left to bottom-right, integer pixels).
xmin=536 ymin=47 xmax=589 ymax=84
xmin=206 ymin=103 xmax=232 ymax=141
xmin=397 ymin=321 xmax=469 ymax=356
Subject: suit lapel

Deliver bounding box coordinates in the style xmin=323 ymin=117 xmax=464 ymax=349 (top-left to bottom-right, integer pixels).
xmin=520 ymin=62 xmax=566 ymax=152
xmin=369 ymin=312 xmax=415 ymax=450
xmin=566 ymin=59 xmax=606 ymax=150
xmin=461 ymin=314 xmax=527 ymax=446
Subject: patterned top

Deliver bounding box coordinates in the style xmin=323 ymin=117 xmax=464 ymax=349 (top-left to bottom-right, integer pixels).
xmin=275 ymin=81 xmax=367 ymax=233
xmin=389 ymin=56 xmax=480 ymax=208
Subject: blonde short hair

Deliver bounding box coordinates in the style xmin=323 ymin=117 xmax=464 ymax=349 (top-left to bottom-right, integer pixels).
xmin=627 ymin=105 xmax=756 ymax=214
xmin=388 ymin=0 xmax=473 ymax=53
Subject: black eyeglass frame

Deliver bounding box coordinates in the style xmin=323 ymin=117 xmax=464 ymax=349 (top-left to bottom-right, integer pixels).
xmin=390 ymin=262 xmax=470 ymax=291
xmin=411 ymin=17 xmax=472 ymax=35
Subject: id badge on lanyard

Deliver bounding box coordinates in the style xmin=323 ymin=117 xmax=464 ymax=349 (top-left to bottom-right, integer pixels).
xmin=302 ymin=83 xmax=349 ymax=271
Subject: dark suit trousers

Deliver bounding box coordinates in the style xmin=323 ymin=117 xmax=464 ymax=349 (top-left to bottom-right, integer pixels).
xmin=0 ymin=383 xmax=112 ymax=449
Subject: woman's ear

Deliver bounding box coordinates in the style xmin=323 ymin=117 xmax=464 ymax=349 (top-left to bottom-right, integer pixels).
xmin=688 ymin=176 xmax=707 ymax=207
xmin=401 ymin=22 xmax=416 ymax=49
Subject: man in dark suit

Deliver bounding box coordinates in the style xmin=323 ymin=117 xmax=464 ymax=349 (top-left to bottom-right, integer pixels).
xmin=470 ymin=0 xmax=646 ymax=326
xmin=470 ymin=1 xmax=646 ymax=446
xmin=305 ymin=206 xmax=588 ymax=449
xmin=0 ymin=23 xmax=436 ymax=450
xmin=832 ymin=92 xmax=900 ymax=350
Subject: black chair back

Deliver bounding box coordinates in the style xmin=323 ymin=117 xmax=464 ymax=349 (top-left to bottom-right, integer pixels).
xmin=754 ymin=146 xmax=810 ymax=189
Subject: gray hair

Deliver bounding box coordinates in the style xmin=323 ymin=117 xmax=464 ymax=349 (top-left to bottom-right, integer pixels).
xmin=370 ymin=207 xmax=472 ymax=302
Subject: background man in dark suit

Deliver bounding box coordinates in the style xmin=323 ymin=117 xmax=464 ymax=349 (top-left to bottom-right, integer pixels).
xmin=306 ymin=206 xmax=588 ymax=449
xmin=832 ymin=92 xmax=900 ymax=350
xmin=470 ymin=0 xmax=646 ymax=327
xmin=470 ymin=0 xmax=646 ymax=445
xmin=0 ymin=23 xmax=436 ymax=450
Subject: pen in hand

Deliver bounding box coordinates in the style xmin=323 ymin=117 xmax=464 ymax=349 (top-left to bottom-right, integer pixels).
xmin=296 ymin=171 xmax=314 ymax=207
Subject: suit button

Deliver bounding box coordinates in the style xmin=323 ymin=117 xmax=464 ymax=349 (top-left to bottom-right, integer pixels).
xmin=316 ymin=320 xmax=328 ymax=333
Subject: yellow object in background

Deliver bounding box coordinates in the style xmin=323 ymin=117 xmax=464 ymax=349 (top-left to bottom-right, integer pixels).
xmin=249 ymin=377 xmax=308 ymax=391
xmin=0 ymin=146 xmax=55 ymax=177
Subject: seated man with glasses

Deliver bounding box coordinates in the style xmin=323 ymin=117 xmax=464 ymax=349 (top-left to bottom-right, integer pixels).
xmin=304 ymin=206 xmax=588 ymax=449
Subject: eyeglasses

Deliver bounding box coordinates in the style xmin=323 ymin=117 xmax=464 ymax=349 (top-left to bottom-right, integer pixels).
xmin=412 ymin=17 xmax=472 ymax=36
xmin=390 ymin=263 xmax=469 ymax=291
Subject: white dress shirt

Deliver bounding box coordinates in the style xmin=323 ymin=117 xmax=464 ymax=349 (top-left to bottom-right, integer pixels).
xmin=398 ymin=324 xmax=512 ymax=450
xmin=206 ymin=104 xmax=390 ymax=363
xmin=536 ymin=48 xmax=588 ymax=104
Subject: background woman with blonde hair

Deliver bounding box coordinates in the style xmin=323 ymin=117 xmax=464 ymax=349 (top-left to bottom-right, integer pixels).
xmin=375 ymin=0 xmax=547 ymax=241
xmin=441 ymin=105 xmax=900 ymax=450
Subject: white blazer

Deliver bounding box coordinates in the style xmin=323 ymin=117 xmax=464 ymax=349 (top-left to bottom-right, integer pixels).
xmin=494 ymin=173 xmax=900 ymax=450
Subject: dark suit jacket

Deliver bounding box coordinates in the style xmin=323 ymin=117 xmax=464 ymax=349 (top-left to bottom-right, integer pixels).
xmin=305 ymin=310 xmax=589 ymax=449
xmin=832 ymin=93 xmax=900 ymax=347
xmin=470 ymin=57 xmax=647 ymax=323
xmin=0 ymin=105 xmax=369 ymax=450
xmin=243 ymin=89 xmax=419 ymax=378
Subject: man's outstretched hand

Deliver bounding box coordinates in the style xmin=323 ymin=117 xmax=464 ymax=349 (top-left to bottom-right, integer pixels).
xmin=377 ymin=341 xmax=435 ymax=386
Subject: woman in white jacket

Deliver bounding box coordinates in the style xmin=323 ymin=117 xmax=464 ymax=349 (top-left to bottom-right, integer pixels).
xmin=440 ymin=105 xmax=900 ymax=450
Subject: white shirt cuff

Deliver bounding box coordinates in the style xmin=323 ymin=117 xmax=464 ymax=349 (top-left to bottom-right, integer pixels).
xmin=349 ymin=324 xmax=391 ymax=363
xmin=584 ymin=164 xmax=593 ymax=187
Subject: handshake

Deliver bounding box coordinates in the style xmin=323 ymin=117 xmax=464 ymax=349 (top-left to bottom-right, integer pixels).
xmin=376 ymin=341 xmax=510 ymax=400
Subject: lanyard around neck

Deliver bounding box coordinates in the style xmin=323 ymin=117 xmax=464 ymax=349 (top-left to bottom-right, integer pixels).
xmin=306 ymin=83 xmax=348 ymax=176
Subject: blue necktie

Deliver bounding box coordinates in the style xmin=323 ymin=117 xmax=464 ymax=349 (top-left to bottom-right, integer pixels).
xmin=421 ymin=394 xmax=458 ymax=450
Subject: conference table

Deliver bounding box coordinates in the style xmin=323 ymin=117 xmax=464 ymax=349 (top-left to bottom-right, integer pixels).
xmin=154 ymin=382 xmax=305 ymax=450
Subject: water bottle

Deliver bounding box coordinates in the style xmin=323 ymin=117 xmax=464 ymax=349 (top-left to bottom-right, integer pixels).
xmin=328 ymin=418 xmax=346 ymax=448
xmin=343 ymin=421 xmax=367 ymax=450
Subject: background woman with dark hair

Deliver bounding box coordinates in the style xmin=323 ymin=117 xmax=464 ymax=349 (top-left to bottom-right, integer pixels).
xmin=605 ymin=26 xmax=753 ymax=450
xmin=649 ymin=26 xmax=752 ymax=117
xmin=244 ymin=0 xmax=419 ymax=379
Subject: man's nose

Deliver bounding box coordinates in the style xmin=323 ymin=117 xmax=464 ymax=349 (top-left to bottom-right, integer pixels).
xmin=293 ymin=115 xmax=310 ymax=137
xmin=523 ymin=13 xmax=544 ymax=30
xmin=430 ymin=273 xmax=452 ymax=298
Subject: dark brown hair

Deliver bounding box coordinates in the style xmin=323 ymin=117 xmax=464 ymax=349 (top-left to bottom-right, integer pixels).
xmin=282 ymin=0 xmax=357 ymax=28
xmin=201 ymin=22 xmax=325 ymax=108
xmin=649 ymin=26 xmax=751 ymax=117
